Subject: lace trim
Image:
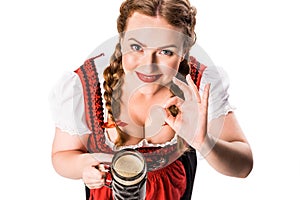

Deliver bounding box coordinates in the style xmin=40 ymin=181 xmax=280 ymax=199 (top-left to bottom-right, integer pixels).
xmin=209 ymin=104 xmax=236 ymax=122
xmin=103 ymin=130 xmax=178 ymax=151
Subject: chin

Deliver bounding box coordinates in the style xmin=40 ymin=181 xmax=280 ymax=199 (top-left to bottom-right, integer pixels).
xmin=137 ymin=83 xmax=162 ymax=95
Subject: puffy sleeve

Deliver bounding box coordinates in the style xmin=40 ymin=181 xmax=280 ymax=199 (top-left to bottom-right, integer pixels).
xmin=199 ymin=66 xmax=235 ymax=122
xmin=48 ymin=71 xmax=92 ymax=135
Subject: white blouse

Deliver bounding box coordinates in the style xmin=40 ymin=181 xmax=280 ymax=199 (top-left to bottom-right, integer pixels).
xmin=49 ymin=53 xmax=234 ymax=142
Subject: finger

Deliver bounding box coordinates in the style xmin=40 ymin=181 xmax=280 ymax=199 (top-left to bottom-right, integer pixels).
xmin=163 ymin=108 xmax=183 ymax=131
xmin=85 ymin=181 xmax=104 ymax=189
xmin=99 ymin=170 xmax=108 ymax=179
xmin=98 ymin=164 xmax=110 ymax=173
xmin=85 ymin=178 xmax=105 ymax=185
xmin=186 ymin=74 xmax=201 ymax=103
xmin=84 ymin=177 xmax=103 ymax=186
xmin=83 ymin=170 xmax=107 ymax=185
xmin=172 ymin=77 xmax=193 ymax=100
xmin=94 ymin=164 xmax=110 ymax=180
xmin=202 ymin=83 xmax=211 ymax=108
xmin=85 ymin=166 xmax=105 ymax=181
xmin=163 ymin=96 xmax=184 ymax=109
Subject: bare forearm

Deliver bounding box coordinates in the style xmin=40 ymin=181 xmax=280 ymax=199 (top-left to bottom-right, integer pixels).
xmin=52 ymin=150 xmax=96 ymax=179
xmin=197 ymin=135 xmax=253 ymax=178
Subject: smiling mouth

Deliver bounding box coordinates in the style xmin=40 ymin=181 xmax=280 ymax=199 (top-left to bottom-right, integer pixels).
xmin=136 ymin=72 xmax=162 ymax=83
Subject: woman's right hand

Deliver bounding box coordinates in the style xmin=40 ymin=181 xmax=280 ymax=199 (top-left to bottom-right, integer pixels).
xmin=82 ymin=163 xmax=109 ymax=189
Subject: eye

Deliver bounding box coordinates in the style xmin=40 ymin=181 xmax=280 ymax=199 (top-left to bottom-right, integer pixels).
xmin=130 ymin=44 xmax=143 ymax=52
xmin=160 ymin=49 xmax=174 ymax=56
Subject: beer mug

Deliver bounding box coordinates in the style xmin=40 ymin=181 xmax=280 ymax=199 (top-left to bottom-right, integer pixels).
xmin=105 ymin=149 xmax=147 ymax=200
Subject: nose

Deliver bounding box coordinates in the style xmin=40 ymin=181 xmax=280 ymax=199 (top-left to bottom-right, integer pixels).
xmin=140 ymin=49 xmax=158 ymax=73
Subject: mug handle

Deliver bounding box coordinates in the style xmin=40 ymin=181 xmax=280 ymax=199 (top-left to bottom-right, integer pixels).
xmin=99 ymin=164 xmax=112 ymax=188
xmin=104 ymin=170 xmax=112 ymax=188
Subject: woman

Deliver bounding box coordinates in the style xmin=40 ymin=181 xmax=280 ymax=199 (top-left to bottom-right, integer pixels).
xmin=50 ymin=0 xmax=253 ymax=199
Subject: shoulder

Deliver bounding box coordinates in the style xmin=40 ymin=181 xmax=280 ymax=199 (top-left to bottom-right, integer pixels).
xmin=49 ymin=71 xmax=91 ymax=135
xmin=189 ymin=55 xmax=230 ymax=91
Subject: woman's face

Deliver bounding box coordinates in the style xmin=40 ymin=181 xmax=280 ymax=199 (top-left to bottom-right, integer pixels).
xmin=121 ymin=12 xmax=186 ymax=95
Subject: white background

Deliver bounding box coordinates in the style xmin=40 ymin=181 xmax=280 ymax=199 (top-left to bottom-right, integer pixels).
xmin=1 ymin=0 xmax=299 ymax=199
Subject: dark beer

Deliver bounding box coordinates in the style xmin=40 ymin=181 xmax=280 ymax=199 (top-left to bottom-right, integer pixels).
xmin=106 ymin=149 xmax=147 ymax=200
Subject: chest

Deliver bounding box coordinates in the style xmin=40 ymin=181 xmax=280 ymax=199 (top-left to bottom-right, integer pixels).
xmin=108 ymin=91 xmax=175 ymax=145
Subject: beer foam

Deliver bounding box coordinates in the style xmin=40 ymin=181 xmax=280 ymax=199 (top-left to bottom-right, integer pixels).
xmin=114 ymin=154 xmax=143 ymax=178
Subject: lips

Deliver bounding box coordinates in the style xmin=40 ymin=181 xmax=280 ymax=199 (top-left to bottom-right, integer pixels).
xmin=136 ymin=72 xmax=162 ymax=83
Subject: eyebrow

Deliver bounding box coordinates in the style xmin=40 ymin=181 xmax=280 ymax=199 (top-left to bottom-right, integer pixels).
xmin=128 ymin=38 xmax=178 ymax=49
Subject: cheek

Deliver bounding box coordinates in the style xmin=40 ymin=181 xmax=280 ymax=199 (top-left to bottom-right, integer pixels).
xmin=122 ymin=55 xmax=137 ymax=73
xmin=160 ymin=59 xmax=181 ymax=75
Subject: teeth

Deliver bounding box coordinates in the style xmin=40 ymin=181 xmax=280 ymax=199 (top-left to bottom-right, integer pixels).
xmin=136 ymin=72 xmax=161 ymax=82
xmin=144 ymin=75 xmax=155 ymax=80
xmin=143 ymin=75 xmax=157 ymax=81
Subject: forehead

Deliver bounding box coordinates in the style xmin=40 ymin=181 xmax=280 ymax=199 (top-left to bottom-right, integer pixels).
xmin=123 ymin=28 xmax=187 ymax=47
xmin=122 ymin=12 xmax=189 ymax=48
xmin=126 ymin=12 xmax=181 ymax=32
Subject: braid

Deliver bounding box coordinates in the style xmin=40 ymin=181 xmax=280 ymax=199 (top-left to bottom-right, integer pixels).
xmin=103 ymin=42 xmax=129 ymax=146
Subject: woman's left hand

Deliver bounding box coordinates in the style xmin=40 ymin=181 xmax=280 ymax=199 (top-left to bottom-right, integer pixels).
xmin=163 ymin=74 xmax=210 ymax=147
